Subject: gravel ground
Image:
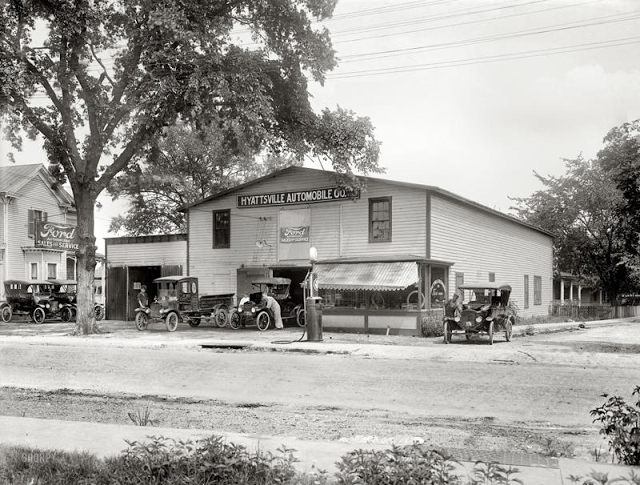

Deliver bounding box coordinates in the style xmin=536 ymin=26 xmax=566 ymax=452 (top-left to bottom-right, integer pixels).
xmin=0 ymin=386 xmax=598 ymax=460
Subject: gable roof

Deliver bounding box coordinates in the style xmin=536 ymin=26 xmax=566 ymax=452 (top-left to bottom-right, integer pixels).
xmin=179 ymin=165 xmax=554 ymax=238
xmin=0 ymin=163 xmax=75 ymax=208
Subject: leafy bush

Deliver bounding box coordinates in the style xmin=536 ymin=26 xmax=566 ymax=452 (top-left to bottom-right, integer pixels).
xmin=0 ymin=436 xmax=324 ymax=485
xmin=590 ymin=386 xmax=640 ymax=466
xmin=334 ymin=443 xmax=523 ymax=484
xmin=335 ymin=443 xmax=462 ymax=484
xmin=421 ymin=315 xmax=443 ymax=338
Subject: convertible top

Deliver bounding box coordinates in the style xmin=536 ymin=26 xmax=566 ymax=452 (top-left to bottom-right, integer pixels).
xmin=153 ymin=276 xmax=197 ymax=283
xmin=5 ymin=279 xmax=52 ymax=286
xmin=47 ymin=279 xmax=77 ymax=286
xmin=251 ymin=277 xmax=291 ymax=286
xmin=458 ymin=283 xmax=512 ymax=292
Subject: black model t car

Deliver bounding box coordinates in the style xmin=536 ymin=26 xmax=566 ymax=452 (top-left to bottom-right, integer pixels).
xmin=443 ymin=283 xmax=515 ymax=345
xmin=1 ymin=279 xmax=56 ymax=323
xmin=229 ymin=277 xmax=304 ymax=331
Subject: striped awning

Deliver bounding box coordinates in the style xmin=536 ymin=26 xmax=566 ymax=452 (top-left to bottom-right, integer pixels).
xmin=315 ymin=261 xmax=419 ymax=291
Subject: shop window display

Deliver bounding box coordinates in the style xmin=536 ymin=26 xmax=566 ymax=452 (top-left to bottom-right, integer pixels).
xmin=319 ymin=285 xmax=425 ymax=311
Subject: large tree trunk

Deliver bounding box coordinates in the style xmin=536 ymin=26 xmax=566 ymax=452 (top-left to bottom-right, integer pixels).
xmin=73 ymin=192 xmax=99 ymax=335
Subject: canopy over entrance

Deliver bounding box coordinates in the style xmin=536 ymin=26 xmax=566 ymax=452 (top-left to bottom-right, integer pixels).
xmin=314 ymin=261 xmax=419 ymax=291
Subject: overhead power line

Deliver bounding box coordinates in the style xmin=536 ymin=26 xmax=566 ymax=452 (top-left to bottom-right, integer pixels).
xmin=332 ymin=0 xmax=604 ymax=44
xmin=338 ymin=9 xmax=640 ymax=63
xmin=328 ymin=35 xmax=640 ymax=79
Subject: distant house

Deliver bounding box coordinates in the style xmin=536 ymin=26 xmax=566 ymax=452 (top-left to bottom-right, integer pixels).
xmin=0 ymin=164 xmax=77 ymax=299
xmin=553 ymin=271 xmax=605 ymax=305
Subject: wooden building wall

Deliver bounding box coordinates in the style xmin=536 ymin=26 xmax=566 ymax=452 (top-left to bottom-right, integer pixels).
xmin=430 ymin=193 xmax=553 ymax=317
xmin=187 ymin=170 xmax=430 ymax=296
xmin=106 ymin=239 xmax=187 ymax=268
xmin=5 ymin=173 xmax=72 ymax=282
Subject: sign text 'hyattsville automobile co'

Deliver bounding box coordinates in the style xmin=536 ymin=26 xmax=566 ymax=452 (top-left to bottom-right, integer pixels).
xmin=35 ymin=221 xmax=79 ymax=251
xmin=237 ymin=186 xmax=360 ymax=208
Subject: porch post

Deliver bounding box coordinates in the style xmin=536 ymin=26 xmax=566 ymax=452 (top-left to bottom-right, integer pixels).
xmin=578 ymin=285 xmax=582 ymax=307
xmin=560 ymin=279 xmax=565 ymax=301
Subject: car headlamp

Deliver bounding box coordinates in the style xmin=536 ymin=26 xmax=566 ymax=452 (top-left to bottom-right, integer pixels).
xmin=475 ymin=316 xmax=482 ymax=323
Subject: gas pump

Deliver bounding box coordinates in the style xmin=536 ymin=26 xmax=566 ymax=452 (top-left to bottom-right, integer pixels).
xmin=304 ymin=247 xmax=322 ymax=341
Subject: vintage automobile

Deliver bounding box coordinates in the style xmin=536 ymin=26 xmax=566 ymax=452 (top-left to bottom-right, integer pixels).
xmin=48 ymin=279 xmax=105 ymax=322
xmin=1 ymin=279 xmax=57 ymax=323
xmin=443 ymin=283 xmax=515 ymax=345
xmin=229 ymin=277 xmax=304 ymax=331
xmin=48 ymin=279 xmax=78 ymax=322
xmin=134 ymin=276 xmax=233 ymax=332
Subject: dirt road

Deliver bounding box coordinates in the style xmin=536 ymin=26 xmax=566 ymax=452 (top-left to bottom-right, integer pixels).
xmin=0 ymin=319 xmax=638 ymax=460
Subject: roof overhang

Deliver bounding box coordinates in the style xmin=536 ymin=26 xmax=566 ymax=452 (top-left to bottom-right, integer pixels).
xmin=315 ymin=260 xmax=421 ymax=291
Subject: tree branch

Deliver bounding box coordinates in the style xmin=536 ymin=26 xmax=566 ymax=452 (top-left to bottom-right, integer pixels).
xmin=57 ymin=36 xmax=84 ymax=172
xmin=89 ymin=43 xmax=115 ymax=86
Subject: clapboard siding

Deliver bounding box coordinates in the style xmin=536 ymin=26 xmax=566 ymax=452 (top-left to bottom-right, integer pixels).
xmin=430 ymin=194 xmax=553 ymax=317
xmin=106 ymin=241 xmax=187 ymax=268
xmin=7 ymin=175 xmax=70 ymax=280
xmin=187 ymin=171 xmax=429 ymax=295
xmin=340 ymin=179 xmax=427 ymax=258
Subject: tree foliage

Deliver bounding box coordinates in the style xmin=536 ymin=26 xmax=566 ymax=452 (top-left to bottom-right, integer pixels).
xmin=108 ymin=122 xmax=300 ymax=235
xmin=0 ymin=0 xmax=382 ymax=334
xmin=510 ymin=156 xmax=632 ymax=303
xmin=598 ymin=120 xmax=640 ymax=249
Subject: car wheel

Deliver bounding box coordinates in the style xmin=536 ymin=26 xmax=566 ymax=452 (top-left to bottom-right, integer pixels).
xmin=443 ymin=320 xmax=451 ymax=344
xmin=188 ymin=317 xmax=201 ymax=328
xmin=488 ymin=321 xmax=494 ymax=345
xmin=32 ymin=307 xmax=46 ymax=324
xmin=296 ymin=309 xmax=306 ymax=327
xmin=505 ymin=318 xmax=513 ymax=342
xmin=135 ymin=312 xmax=148 ymax=331
xmin=1 ymin=306 xmax=12 ymax=323
xmin=165 ymin=312 xmax=179 ymax=332
xmin=215 ymin=308 xmax=228 ymax=328
xmin=94 ymin=305 xmax=105 ymax=321
xmin=60 ymin=307 xmax=73 ymax=322
xmin=257 ymin=311 xmax=271 ymax=332
xmin=229 ymin=311 xmax=241 ymax=330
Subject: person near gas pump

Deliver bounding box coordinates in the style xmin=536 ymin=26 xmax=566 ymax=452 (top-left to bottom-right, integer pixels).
xmin=262 ymin=293 xmax=284 ymax=329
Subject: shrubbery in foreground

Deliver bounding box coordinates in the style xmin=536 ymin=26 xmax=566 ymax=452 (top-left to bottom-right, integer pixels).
xmin=3 ymin=435 xmax=640 ymax=485
xmin=2 ymin=386 xmax=640 ymax=484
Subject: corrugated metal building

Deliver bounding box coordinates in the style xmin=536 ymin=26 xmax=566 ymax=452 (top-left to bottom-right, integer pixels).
xmin=178 ymin=166 xmax=553 ymax=334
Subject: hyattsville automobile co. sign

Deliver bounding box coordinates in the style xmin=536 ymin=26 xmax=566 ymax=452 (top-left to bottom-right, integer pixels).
xmin=35 ymin=221 xmax=80 ymax=251
xmin=237 ymin=186 xmax=360 ymax=208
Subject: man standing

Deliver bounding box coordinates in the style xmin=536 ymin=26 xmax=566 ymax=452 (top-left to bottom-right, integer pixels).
xmin=444 ymin=293 xmax=462 ymax=320
xmin=137 ymin=285 xmax=149 ymax=309
xmin=262 ymin=293 xmax=284 ymax=329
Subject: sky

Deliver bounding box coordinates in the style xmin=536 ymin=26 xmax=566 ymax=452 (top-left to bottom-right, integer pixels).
xmin=2 ymin=0 xmax=640 ymax=252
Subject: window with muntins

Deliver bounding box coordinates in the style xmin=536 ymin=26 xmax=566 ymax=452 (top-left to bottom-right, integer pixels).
xmin=28 ymin=209 xmax=48 ymax=238
xmin=534 ymin=275 xmax=542 ymax=305
xmin=369 ymin=197 xmax=392 ymax=242
xmin=213 ymin=210 xmax=230 ymax=248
